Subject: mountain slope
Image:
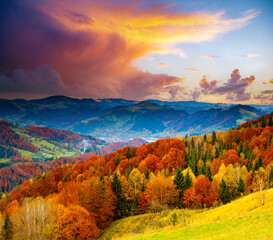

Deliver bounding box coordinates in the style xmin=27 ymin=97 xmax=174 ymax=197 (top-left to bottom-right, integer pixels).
xmin=70 ymin=102 xmax=263 ymax=141
xmin=100 ymin=188 xmax=273 ymax=240
xmin=0 ymin=120 xmax=104 ymax=164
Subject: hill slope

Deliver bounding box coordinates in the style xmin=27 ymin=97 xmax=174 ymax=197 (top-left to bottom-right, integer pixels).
xmin=100 ymin=188 xmax=273 ymax=240
xmin=0 ymin=120 xmax=104 ymax=165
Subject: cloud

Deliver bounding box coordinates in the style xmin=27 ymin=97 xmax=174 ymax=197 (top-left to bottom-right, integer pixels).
xmin=197 ymin=69 xmax=255 ymax=102
xmin=201 ymin=55 xmax=218 ymax=59
xmin=157 ymin=63 xmax=168 ymax=66
xmin=0 ymin=0 xmax=260 ymax=99
xmin=253 ymin=90 xmax=273 ymax=103
xmin=210 ymin=69 xmax=255 ymax=101
xmin=0 ymin=65 xmax=68 ymax=95
xmin=184 ymin=68 xmax=200 ymax=71
xmin=199 ymin=75 xmax=217 ymax=89
xmin=233 ymin=53 xmax=261 ymax=57
xmin=247 ymin=53 xmax=261 ymax=57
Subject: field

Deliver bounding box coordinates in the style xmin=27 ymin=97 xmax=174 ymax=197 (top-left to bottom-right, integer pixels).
xmin=100 ymin=188 xmax=273 ymax=240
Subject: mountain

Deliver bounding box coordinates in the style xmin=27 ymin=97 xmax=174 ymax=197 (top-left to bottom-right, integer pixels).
xmin=69 ymin=102 xmax=263 ymax=141
xmin=0 ymin=120 xmax=105 ymax=165
xmin=0 ymin=96 xmax=267 ymax=141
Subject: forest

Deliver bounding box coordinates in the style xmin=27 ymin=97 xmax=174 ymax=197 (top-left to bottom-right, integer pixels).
xmin=0 ymin=113 xmax=273 ymax=239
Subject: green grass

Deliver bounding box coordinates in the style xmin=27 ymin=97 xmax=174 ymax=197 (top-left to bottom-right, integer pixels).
xmin=0 ymin=158 xmax=11 ymax=163
xmin=12 ymin=128 xmax=77 ymax=160
xmin=100 ymin=188 xmax=273 ymax=240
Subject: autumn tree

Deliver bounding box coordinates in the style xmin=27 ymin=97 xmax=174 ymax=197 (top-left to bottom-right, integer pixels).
xmin=146 ymin=176 xmax=179 ymax=211
xmin=1 ymin=213 xmax=13 ymax=240
xmin=194 ymin=176 xmax=218 ymax=207
xmin=128 ymin=169 xmax=142 ymax=198
xmin=13 ymin=198 xmax=56 ymax=240
xmin=56 ymin=204 xmax=99 ymax=240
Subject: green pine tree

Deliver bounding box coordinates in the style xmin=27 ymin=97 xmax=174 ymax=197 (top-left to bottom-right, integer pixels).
xmin=145 ymin=169 xmax=150 ymax=179
xmin=114 ymin=153 xmax=121 ymax=166
xmin=268 ymin=134 xmax=272 ymax=147
xmin=1 ymin=213 xmax=13 ymax=240
xmin=268 ymin=117 xmax=273 ymax=127
xmin=237 ymin=178 xmax=245 ymax=194
xmin=126 ymin=147 xmax=131 ymax=159
xmin=205 ymin=165 xmax=213 ymax=182
xmin=254 ymin=155 xmax=263 ymax=171
xmin=211 ymin=131 xmax=216 ymax=145
xmin=237 ymin=141 xmax=243 ymax=155
xmin=220 ymin=179 xmax=230 ymax=204
xmin=261 ymin=117 xmax=266 ymax=127
xmin=174 ymin=170 xmax=186 ymax=201
xmin=185 ymin=170 xmax=192 ymax=189
xmin=110 ymin=173 xmax=127 ymax=219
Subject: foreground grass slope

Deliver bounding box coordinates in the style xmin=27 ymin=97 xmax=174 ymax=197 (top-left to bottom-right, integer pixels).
xmin=100 ymin=188 xmax=273 ymax=240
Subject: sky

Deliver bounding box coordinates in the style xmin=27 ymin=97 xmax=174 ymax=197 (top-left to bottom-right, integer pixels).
xmin=0 ymin=0 xmax=272 ymax=104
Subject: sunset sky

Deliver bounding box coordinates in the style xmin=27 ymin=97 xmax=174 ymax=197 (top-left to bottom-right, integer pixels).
xmin=0 ymin=0 xmax=272 ymax=104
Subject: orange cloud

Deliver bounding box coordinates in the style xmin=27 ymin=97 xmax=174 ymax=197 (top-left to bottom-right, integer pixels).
xmin=201 ymin=55 xmax=217 ymax=59
xmin=247 ymin=53 xmax=261 ymax=57
xmin=157 ymin=63 xmax=168 ymax=66
xmin=0 ymin=0 xmax=260 ymax=100
xmin=184 ymin=68 xmax=200 ymax=71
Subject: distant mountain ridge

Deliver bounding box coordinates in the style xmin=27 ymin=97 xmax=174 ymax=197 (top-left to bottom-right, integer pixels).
xmin=0 ymin=96 xmax=269 ymax=141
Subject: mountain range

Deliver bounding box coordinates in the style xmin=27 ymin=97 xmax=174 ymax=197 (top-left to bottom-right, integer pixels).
xmin=0 ymin=95 xmax=270 ymax=142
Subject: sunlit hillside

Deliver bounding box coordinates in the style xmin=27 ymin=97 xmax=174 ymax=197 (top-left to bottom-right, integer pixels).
xmin=100 ymin=188 xmax=273 ymax=240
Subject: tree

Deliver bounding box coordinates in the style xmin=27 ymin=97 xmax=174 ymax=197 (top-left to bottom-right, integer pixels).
xmin=114 ymin=154 xmax=121 ymax=166
xmin=126 ymin=147 xmax=131 ymax=159
xmin=173 ymin=169 xmax=186 ymax=202
xmin=211 ymin=131 xmax=216 ymax=145
xmin=194 ymin=176 xmax=218 ymax=208
xmin=128 ymin=169 xmax=142 ymax=198
xmin=110 ymin=173 xmax=126 ymax=219
xmin=220 ymin=179 xmax=230 ymax=204
xmin=184 ymin=169 xmax=193 ymax=189
xmin=254 ymin=155 xmax=263 ymax=171
xmin=252 ymin=167 xmax=268 ymax=205
xmin=237 ymin=178 xmax=245 ymax=195
xmin=205 ymin=165 xmax=213 ymax=182
xmin=56 ymin=204 xmax=99 ymax=240
xmin=145 ymin=176 xmax=179 ymax=211
xmin=1 ymin=213 xmax=13 ymax=240
xmin=13 ymin=198 xmax=56 ymax=240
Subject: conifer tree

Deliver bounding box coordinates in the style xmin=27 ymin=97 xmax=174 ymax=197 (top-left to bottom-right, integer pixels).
xmin=110 ymin=173 xmax=126 ymax=219
xmin=126 ymin=147 xmax=131 ymax=159
xmin=1 ymin=213 xmax=13 ymax=240
xmin=114 ymin=153 xmax=121 ymax=166
xmin=185 ymin=170 xmax=192 ymax=189
xmin=268 ymin=134 xmax=272 ymax=147
xmin=238 ymin=141 xmax=243 ymax=155
xmin=211 ymin=131 xmax=216 ymax=145
xmin=174 ymin=169 xmax=186 ymax=201
xmin=220 ymin=179 xmax=230 ymax=204
xmin=205 ymin=165 xmax=213 ymax=182
xmin=268 ymin=117 xmax=273 ymax=127
xmin=237 ymin=178 xmax=245 ymax=194
xmin=254 ymin=155 xmax=263 ymax=171
xmin=261 ymin=117 xmax=266 ymax=127
xmin=145 ymin=169 xmax=150 ymax=179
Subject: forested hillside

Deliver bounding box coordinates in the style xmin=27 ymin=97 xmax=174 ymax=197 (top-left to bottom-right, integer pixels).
xmin=0 ymin=113 xmax=273 ymax=239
